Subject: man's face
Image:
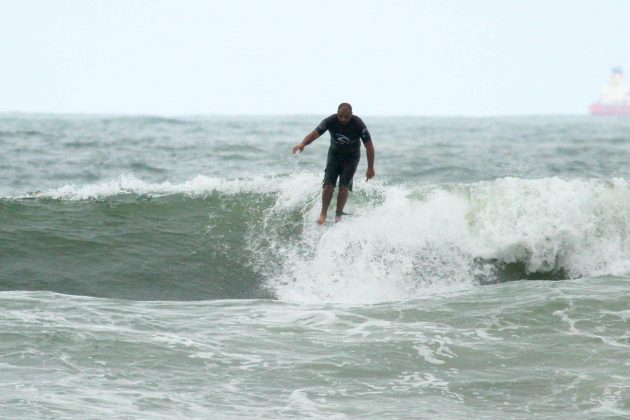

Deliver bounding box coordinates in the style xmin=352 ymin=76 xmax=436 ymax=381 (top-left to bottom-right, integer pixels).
xmin=337 ymin=109 xmax=352 ymax=125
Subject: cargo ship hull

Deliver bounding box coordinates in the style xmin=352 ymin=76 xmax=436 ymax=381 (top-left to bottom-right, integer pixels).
xmin=590 ymin=103 xmax=630 ymax=116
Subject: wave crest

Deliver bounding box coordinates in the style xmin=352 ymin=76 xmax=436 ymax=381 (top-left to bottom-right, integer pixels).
xmin=22 ymin=173 xmax=322 ymax=202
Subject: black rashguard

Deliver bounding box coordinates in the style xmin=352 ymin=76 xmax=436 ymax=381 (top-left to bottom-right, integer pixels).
xmin=315 ymin=114 xmax=372 ymax=154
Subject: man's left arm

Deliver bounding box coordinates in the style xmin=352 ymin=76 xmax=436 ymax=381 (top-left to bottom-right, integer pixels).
xmin=365 ymin=140 xmax=375 ymax=181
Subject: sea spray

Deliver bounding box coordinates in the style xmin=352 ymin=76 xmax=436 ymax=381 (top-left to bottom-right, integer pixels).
xmin=249 ymin=176 xmax=630 ymax=303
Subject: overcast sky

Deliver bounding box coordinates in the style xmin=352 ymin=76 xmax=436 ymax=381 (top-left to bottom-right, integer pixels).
xmin=1 ymin=0 xmax=629 ymax=116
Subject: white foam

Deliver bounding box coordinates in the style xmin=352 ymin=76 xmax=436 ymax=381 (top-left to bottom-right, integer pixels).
xmin=261 ymin=177 xmax=630 ymax=304
xmin=261 ymin=183 xmax=479 ymax=303
xmin=469 ymin=177 xmax=630 ymax=277
xmin=25 ymin=172 xmax=321 ymax=201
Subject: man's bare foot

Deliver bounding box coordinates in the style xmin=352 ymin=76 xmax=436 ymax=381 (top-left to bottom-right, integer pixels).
xmin=317 ymin=214 xmax=327 ymax=225
xmin=334 ymin=215 xmax=342 ymax=223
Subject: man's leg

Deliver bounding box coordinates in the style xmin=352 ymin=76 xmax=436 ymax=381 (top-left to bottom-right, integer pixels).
xmin=335 ymin=187 xmax=349 ymax=223
xmin=318 ymin=183 xmax=334 ymax=224
xmin=335 ymin=153 xmax=359 ymax=223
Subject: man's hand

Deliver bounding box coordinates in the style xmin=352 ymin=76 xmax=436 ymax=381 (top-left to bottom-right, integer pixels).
xmin=293 ymin=130 xmax=320 ymax=154
xmin=366 ymin=166 xmax=375 ymax=181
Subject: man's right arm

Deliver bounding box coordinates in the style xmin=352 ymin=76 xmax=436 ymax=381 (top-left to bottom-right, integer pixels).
xmin=292 ymin=130 xmax=321 ymax=154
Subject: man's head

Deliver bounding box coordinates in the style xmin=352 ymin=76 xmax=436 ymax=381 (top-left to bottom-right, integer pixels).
xmin=337 ymin=103 xmax=353 ymax=125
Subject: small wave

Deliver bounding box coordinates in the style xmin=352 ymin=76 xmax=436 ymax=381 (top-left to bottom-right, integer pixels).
xmin=0 ymin=129 xmax=45 ymax=137
xmin=19 ymin=173 xmax=322 ymax=202
xmin=120 ymin=116 xmax=193 ymax=126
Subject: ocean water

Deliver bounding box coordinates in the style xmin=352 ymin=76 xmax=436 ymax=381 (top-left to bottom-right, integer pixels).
xmin=1 ymin=114 xmax=630 ymax=418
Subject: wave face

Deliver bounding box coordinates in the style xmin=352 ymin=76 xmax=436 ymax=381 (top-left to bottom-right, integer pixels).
xmin=3 ymin=175 xmax=630 ymax=303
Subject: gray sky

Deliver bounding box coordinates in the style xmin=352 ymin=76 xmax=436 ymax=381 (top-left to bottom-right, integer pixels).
xmin=1 ymin=0 xmax=629 ymax=116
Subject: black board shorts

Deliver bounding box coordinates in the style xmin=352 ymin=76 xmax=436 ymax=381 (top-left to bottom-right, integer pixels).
xmin=323 ymin=150 xmax=360 ymax=191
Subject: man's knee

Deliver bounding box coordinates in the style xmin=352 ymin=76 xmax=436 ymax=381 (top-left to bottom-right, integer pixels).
xmin=338 ymin=182 xmax=352 ymax=192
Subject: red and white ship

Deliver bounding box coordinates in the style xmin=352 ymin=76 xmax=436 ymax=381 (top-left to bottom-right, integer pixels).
xmin=590 ymin=103 xmax=630 ymax=116
xmin=590 ymin=67 xmax=630 ymax=116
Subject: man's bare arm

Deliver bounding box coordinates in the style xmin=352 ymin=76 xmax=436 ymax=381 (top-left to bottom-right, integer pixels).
xmin=365 ymin=141 xmax=375 ymax=180
xmin=292 ymin=130 xmax=321 ymax=154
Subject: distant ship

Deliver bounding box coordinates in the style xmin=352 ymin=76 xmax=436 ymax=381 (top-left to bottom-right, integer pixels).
xmin=590 ymin=67 xmax=630 ymax=116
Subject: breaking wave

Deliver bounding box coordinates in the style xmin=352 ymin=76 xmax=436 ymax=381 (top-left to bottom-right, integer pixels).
xmin=3 ymin=175 xmax=630 ymax=303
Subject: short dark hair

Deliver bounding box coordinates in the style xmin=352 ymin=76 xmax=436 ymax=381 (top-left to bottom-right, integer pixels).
xmin=337 ymin=103 xmax=352 ymax=113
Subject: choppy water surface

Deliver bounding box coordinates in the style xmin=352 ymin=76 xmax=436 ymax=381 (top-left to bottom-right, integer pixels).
xmin=1 ymin=114 xmax=630 ymax=418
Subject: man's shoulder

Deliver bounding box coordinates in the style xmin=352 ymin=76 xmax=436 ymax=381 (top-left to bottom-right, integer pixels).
xmin=316 ymin=114 xmax=337 ymax=132
xmin=351 ymin=115 xmax=367 ymax=127
xmin=319 ymin=114 xmax=337 ymax=125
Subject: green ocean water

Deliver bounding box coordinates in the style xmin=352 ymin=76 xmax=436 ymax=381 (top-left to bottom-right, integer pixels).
xmin=1 ymin=115 xmax=630 ymax=418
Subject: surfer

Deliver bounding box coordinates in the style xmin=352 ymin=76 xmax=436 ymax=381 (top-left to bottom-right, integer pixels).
xmin=292 ymin=103 xmax=375 ymax=224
